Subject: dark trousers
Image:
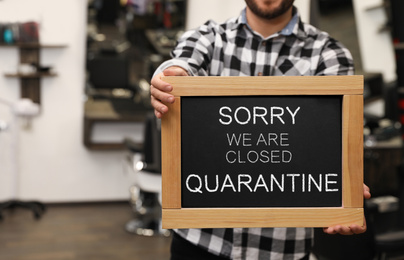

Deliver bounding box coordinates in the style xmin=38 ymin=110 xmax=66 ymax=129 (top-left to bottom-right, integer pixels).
xmin=170 ymin=232 xmax=310 ymax=260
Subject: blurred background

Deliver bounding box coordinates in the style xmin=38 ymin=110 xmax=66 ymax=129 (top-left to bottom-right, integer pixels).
xmin=0 ymin=0 xmax=403 ymax=259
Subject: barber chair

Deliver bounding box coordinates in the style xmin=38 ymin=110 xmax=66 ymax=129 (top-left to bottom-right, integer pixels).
xmin=123 ymin=112 xmax=169 ymax=236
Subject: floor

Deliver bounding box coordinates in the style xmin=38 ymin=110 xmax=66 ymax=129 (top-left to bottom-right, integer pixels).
xmin=0 ymin=202 xmax=171 ymax=260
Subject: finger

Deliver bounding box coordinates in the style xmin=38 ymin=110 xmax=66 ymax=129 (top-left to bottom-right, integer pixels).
xmin=350 ymin=217 xmax=367 ymax=235
xmin=350 ymin=224 xmax=366 ymax=235
xmin=335 ymin=225 xmax=354 ymax=235
xmin=323 ymin=227 xmax=336 ymax=235
xmin=363 ymin=184 xmax=371 ymax=199
xmin=164 ymin=66 xmax=188 ymax=76
xmin=323 ymin=225 xmax=353 ymax=235
xmin=151 ymin=94 xmax=169 ymax=116
xmin=154 ymin=109 xmax=162 ymax=119
xmin=363 ymin=184 xmax=370 ymax=192
xmin=151 ymin=75 xmax=173 ymax=93
xmin=150 ymin=85 xmax=175 ymax=105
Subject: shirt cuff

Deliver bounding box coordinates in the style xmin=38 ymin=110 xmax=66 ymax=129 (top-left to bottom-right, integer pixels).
xmin=152 ymin=59 xmax=193 ymax=79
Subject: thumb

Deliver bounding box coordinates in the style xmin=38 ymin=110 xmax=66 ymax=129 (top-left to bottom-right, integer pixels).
xmin=163 ymin=66 xmax=188 ymax=76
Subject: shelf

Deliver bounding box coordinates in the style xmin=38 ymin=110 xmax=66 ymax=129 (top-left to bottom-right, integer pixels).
xmin=0 ymin=43 xmax=67 ymax=49
xmin=83 ymin=99 xmax=150 ymax=150
xmin=1 ymin=42 xmax=67 ymax=105
xmin=5 ymin=72 xmax=57 ymax=78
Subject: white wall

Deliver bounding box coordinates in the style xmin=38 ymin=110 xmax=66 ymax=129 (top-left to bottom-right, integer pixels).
xmin=0 ymin=0 xmax=139 ymax=203
xmin=353 ymin=0 xmax=396 ymax=82
xmin=295 ymin=0 xmax=310 ymax=23
xmin=186 ymin=0 xmax=310 ymax=30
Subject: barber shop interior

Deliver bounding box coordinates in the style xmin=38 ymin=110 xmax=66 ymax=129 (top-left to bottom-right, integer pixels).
xmin=0 ymin=0 xmax=404 ymax=259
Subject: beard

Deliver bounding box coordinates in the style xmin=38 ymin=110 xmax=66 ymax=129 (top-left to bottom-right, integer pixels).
xmin=245 ymin=0 xmax=295 ymax=19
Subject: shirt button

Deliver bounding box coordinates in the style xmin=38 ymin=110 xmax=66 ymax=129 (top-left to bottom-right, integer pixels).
xmin=257 ymin=72 xmax=263 ymax=76
xmin=262 ymin=41 xmax=266 ymax=46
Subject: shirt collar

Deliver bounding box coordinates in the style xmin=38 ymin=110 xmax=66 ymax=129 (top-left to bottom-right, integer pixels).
xmin=235 ymin=6 xmax=306 ymax=39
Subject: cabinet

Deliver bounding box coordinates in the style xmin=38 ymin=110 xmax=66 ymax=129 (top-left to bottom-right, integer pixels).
xmin=1 ymin=43 xmax=66 ymax=104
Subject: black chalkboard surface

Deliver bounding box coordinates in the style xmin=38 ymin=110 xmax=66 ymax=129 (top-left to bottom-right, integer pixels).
xmin=181 ymin=96 xmax=342 ymax=208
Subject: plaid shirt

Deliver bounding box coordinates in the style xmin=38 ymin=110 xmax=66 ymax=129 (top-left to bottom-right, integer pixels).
xmin=156 ymin=6 xmax=354 ymax=260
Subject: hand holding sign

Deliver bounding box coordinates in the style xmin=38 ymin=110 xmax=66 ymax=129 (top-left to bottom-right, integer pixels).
xmin=150 ymin=66 xmax=188 ymax=118
xmin=324 ymin=184 xmax=371 ymax=235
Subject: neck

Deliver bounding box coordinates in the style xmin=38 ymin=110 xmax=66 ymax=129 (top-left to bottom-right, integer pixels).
xmin=246 ymin=7 xmax=293 ymax=38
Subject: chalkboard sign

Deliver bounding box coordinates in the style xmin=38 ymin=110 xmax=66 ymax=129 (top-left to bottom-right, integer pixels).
xmin=182 ymin=95 xmax=342 ymax=208
xmin=161 ymin=76 xmax=364 ymax=229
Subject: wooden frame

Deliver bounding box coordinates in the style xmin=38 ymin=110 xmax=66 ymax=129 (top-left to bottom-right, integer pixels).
xmin=161 ymin=76 xmax=364 ymax=229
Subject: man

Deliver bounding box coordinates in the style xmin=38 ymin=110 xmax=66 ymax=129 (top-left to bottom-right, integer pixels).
xmin=150 ymin=0 xmax=371 ymax=259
